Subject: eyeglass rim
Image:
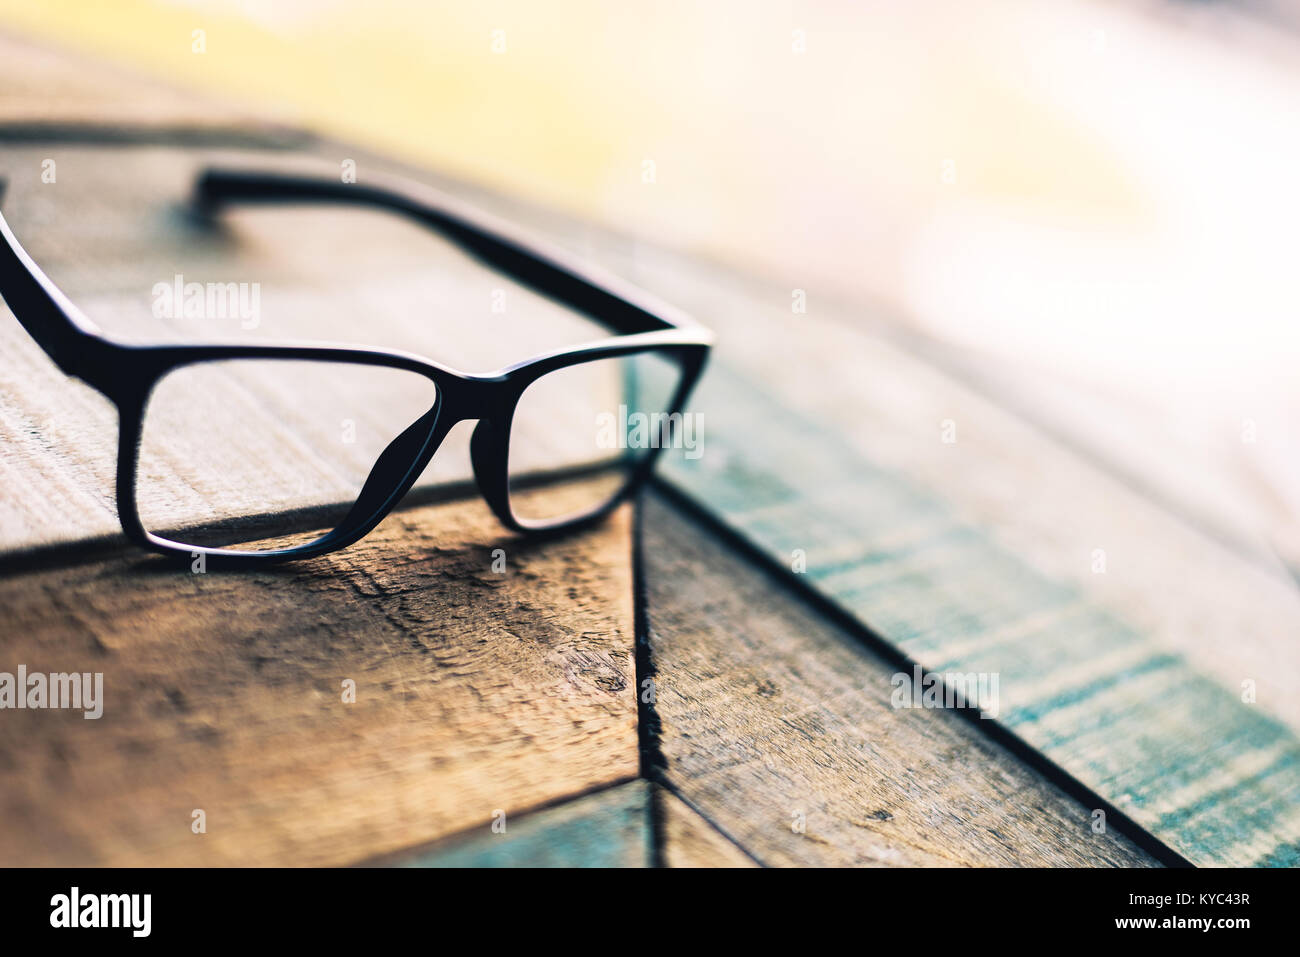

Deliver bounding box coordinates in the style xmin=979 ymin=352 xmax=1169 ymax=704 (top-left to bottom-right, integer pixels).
xmin=120 ymin=337 xmax=708 ymax=564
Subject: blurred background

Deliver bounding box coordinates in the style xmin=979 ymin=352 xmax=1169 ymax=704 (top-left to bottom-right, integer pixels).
xmin=2 ymin=0 xmax=1298 ymax=568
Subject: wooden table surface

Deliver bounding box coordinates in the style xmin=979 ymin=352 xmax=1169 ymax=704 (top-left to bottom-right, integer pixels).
xmin=0 ymin=32 xmax=1292 ymax=867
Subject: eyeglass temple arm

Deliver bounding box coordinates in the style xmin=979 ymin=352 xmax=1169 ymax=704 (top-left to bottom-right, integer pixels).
xmin=0 ymin=178 xmax=105 ymax=375
xmin=194 ymin=168 xmax=695 ymax=337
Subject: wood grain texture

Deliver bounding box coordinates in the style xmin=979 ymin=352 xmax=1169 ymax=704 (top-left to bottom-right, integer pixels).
xmin=0 ymin=489 xmax=637 ymax=866
xmin=641 ymin=492 xmax=1156 ymax=867
xmin=389 ymin=782 xmax=768 ymax=868
xmin=650 ymin=332 xmax=1300 ymax=866
xmin=658 ymin=789 xmax=758 ymax=868
xmin=392 ymin=781 xmax=651 ymax=868
xmin=593 ymin=237 xmax=1300 ymax=866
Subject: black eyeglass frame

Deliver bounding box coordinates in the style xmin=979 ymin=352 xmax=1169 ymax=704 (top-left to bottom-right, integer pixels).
xmin=0 ymin=168 xmax=713 ymax=566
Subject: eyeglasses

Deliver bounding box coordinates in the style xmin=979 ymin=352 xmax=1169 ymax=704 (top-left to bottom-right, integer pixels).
xmin=0 ymin=169 xmax=712 ymax=566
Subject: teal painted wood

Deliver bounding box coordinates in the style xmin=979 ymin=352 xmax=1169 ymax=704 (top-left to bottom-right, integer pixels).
xmin=394 ymin=782 xmax=652 ymax=868
xmin=661 ymin=359 xmax=1300 ymax=868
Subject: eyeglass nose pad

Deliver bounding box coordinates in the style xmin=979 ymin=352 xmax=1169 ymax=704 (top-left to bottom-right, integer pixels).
xmin=334 ymin=407 xmax=440 ymax=532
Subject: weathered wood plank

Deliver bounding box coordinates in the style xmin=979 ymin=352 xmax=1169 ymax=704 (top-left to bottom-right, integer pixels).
xmin=658 ymin=789 xmax=758 ymax=868
xmin=391 ymin=781 xmax=650 ymax=868
xmin=386 ymin=782 xmax=768 ymax=868
xmin=584 ymin=241 xmax=1300 ymax=867
xmin=641 ymin=492 xmax=1157 ymax=867
xmin=653 ymin=351 xmax=1300 ymax=865
xmin=0 ymin=488 xmax=637 ymax=866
